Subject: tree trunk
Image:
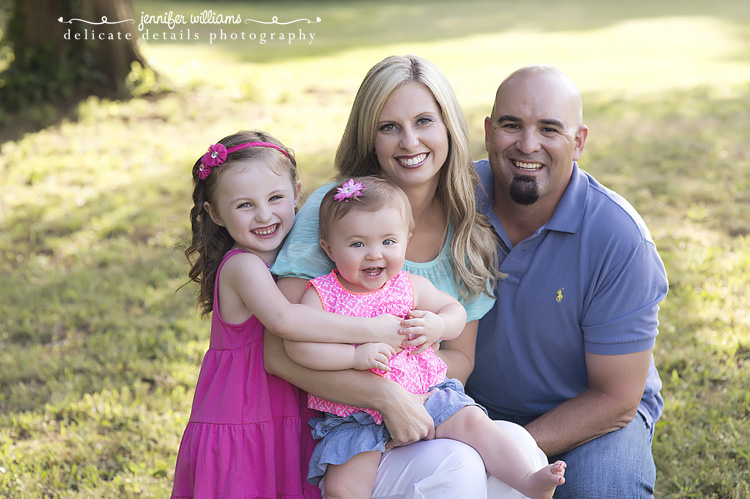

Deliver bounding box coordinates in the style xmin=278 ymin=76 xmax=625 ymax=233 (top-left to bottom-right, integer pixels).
xmin=15 ymin=0 xmax=65 ymax=48
xmin=89 ymin=0 xmax=149 ymax=92
xmin=5 ymin=0 xmax=149 ymax=99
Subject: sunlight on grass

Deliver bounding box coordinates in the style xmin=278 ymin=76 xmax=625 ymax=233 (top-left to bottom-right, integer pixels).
xmin=145 ymin=13 xmax=750 ymax=105
xmin=143 ymin=12 xmax=750 ymax=169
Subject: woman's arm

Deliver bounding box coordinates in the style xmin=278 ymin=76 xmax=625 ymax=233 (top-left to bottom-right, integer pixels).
xmin=437 ymin=320 xmax=478 ymax=384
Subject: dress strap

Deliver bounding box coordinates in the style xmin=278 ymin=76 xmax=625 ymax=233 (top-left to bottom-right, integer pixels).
xmin=214 ymin=248 xmax=247 ymax=298
xmin=213 ymin=249 xmax=273 ymax=317
xmin=213 ymin=249 xmax=249 ymax=315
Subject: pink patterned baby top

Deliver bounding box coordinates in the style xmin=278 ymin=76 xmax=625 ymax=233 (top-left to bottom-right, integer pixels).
xmin=307 ymin=270 xmax=447 ymax=424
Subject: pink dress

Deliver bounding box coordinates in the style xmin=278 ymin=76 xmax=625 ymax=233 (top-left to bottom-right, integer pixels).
xmin=307 ymin=270 xmax=447 ymax=424
xmin=171 ymin=249 xmax=321 ymax=499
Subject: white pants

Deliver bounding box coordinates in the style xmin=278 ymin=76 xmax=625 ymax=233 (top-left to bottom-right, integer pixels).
xmin=320 ymin=421 xmax=548 ymax=498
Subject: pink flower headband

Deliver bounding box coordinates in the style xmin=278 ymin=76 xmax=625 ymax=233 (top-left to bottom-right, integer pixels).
xmin=334 ymin=179 xmax=364 ymax=202
xmin=198 ymin=141 xmax=291 ymax=179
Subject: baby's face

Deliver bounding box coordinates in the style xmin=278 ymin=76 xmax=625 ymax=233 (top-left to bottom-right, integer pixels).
xmin=322 ymin=206 xmax=410 ymax=293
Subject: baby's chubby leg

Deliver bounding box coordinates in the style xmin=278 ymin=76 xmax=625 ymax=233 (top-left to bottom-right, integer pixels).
xmin=436 ymin=406 xmax=565 ymax=499
xmin=324 ymin=450 xmax=381 ymax=499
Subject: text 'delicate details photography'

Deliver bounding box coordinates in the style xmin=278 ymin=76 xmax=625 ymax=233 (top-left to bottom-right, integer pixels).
xmin=60 ymin=10 xmax=321 ymax=46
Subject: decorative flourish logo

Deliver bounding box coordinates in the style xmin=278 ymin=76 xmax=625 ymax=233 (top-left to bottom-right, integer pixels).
xmin=59 ymin=11 xmax=321 ymax=46
xmin=58 ymin=16 xmax=135 ymax=25
xmin=244 ymin=16 xmax=321 ymax=25
xmin=59 ymin=15 xmax=321 ymax=27
xmin=556 ymin=288 xmax=564 ymax=303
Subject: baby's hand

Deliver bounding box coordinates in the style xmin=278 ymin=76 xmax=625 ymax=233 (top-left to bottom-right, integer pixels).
xmin=353 ymin=342 xmax=395 ymax=372
xmin=371 ymin=314 xmax=407 ymax=350
xmin=399 ymin=309 xmax=445 ymax=354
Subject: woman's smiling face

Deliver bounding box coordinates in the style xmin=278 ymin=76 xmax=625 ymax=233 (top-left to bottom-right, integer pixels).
xmin=374 ymin=82 xmax=449 ymax=192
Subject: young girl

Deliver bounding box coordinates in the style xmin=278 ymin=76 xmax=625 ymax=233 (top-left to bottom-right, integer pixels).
xmin=171 ymin=132 xmax=413 ymax=499
xmin=284 ymin=176 xmax=568 ymax=499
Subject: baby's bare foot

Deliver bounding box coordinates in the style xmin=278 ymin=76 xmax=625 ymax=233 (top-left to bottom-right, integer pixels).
xmin=550 ymin=460 xmax=566 ymax=483
xmin=521 ymin=460 xmax=566 ymax=499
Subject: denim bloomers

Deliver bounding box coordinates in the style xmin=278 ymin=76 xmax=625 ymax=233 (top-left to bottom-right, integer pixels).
xmin=307 ymin=378 xmax=486 ymax=485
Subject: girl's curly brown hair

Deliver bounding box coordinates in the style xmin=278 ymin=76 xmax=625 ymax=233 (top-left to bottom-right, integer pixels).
xmin=184 ymin=130 xmax=297 ymax=317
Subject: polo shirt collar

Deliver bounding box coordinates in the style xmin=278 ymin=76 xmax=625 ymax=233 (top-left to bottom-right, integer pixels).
xmin=544 ymin=162 xmax=587 ymax=235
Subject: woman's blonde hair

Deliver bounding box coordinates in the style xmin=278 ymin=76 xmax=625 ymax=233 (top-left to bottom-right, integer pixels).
xmin=334 ymin=55 xmax=499 ymax=299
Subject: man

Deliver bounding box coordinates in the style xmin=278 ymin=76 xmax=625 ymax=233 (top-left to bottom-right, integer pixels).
xmin=466 ymin=65 xmax=669 ymax=498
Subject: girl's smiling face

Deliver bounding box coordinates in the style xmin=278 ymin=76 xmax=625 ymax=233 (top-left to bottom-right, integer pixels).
xmin=204 ymin=159 xmax=300 ymax=264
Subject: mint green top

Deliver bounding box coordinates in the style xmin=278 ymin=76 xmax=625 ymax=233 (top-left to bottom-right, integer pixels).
xmin=272 ymin=183 xmax=494 ymax=322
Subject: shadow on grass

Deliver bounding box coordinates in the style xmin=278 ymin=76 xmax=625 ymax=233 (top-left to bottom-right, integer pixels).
xmin=0 ymin=165 xmax=195 ymax=414
xmin=0 ymin=86 xmax=177 ymax=146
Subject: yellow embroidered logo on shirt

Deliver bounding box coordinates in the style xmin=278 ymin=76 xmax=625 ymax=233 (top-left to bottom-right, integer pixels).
xmin=556 ymin=288 xmax=564 ymax=303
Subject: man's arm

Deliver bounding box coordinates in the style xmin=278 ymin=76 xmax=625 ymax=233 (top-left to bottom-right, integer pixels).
xmin=524 ymin=349 xmax=652 ymax=456
xmin=263 ymin=276 xmax=435 ymax=446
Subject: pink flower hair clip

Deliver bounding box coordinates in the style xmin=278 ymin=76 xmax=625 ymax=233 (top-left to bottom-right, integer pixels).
xmin=334 ymin=179 xmax=364 ymax=202
xmin=197 ymin=141 xmax=291 ymax=180
xmin=198 ymin=144 xmax=228 ymax=179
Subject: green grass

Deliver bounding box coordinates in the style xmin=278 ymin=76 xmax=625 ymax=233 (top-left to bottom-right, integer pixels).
xmin=2 ymin=0 xmax=750 ymax=497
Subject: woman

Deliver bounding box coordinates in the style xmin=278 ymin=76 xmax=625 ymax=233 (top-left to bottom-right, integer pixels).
xmin=265 ymin=55 xmax=547 ymax=497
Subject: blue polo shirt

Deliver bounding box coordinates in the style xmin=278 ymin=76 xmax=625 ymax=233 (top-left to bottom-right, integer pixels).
xmin=466 ymin=160 xmax=668 ymax=426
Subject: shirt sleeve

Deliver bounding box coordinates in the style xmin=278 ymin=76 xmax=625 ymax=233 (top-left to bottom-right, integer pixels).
xmin=461 ymin=288 xmax=495 ymax=323
xmin=271 ymin=183 xmax=335 ymax=280
xmin=582 ymin=239 xmax=669 ymax=355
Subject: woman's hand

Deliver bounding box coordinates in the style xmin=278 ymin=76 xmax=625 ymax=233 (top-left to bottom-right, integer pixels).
xmin=398 ymin=309 xmax=445 ymax=354
xmin=381 ymin=385 xmax=436 ymax=449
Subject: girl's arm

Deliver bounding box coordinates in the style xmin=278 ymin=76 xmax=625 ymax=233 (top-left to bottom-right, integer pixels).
xmin=223 ymin=252 xmax=403 ymax=347
xmin=284 ymin=287 xmax=395 ymax=371
xmin=406 ymin=274 xmax=474 ymax=382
